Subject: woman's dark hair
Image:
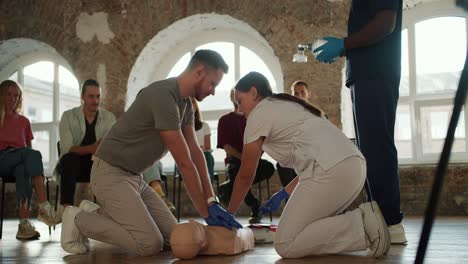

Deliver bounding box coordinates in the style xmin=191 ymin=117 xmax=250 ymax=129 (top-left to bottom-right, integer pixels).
xmin=234 ymin=72 xmax=322 ymax=117
xmin=192 ymin=99 xmax=203 ymax=131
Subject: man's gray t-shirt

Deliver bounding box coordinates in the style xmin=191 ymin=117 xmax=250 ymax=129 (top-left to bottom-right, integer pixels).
xmin=96 ymin=78 xmax=194 ymax=174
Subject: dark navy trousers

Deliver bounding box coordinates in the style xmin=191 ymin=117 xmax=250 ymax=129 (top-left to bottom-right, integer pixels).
xmin=351 ymin=78 xmax=403 ymax=226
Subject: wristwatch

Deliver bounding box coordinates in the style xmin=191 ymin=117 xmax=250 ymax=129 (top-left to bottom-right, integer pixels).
xmin=207 ymin=196 xmax=220 ymax=204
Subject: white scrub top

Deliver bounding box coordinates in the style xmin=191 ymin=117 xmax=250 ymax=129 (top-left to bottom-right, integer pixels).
xmin=244 ymin=97 xmax=364 ymax=174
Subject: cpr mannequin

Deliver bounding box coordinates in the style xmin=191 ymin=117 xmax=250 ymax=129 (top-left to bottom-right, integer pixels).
xmin=170 ymin=220 xmax=254 ymax=259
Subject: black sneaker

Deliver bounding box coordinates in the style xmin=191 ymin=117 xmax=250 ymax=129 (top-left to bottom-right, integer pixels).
xmin=248 ymin=208 xmax=262 ymax=224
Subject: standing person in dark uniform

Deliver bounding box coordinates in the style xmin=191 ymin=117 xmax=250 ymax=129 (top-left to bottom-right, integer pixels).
xmin=314 ymin=0 xmax=406 ymax=244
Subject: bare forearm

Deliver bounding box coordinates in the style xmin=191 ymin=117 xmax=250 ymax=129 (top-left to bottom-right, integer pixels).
xmin=191 ymin=146 xmax=214 ymax=200
xmin=228 ymin=171 xmax=255 ymax=214
xmin=284 ymin=176 xmax=299 ymax=195
xmin=344 ymin=10 xmax=397 ymax=51
xmin=177 ymin=162 xmax=209 ymax=217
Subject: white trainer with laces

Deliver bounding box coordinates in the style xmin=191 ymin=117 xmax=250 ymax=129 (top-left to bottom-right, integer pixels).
xmin=61 ymin=206 xmax=87 ymax=254
xmin=78 ymin=200 xmax=101 ymax=250
xmin=389 ymin=223 xmax=408 ymax=244
xmin=359 ymin=201 xmax=391 ymax=258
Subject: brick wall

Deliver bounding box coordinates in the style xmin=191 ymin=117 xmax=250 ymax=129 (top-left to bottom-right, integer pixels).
xmin=2 ymin=164 xmax=468 ymax=218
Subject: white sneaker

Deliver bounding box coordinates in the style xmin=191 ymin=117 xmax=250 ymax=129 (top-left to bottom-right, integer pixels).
xmin=79 ymin=200 xmax=100 ymax=213
xmin=16 ymin=220 xmax=40 ymax=240
xmin=389 ymin=223 xmax=408 ymax=244
xmin=61 ymin=206 xmax=87 ymax=254
xmin=38 ymin=205 xmax=63 ymax=226
xmin=78 ymin=200 xmax=101 ymax=250
xmin=359 ymin=201 xmax=391 ymax=258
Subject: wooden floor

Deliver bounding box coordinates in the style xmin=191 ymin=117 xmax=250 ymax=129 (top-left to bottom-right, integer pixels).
xmin=1 ymin=216 xmax=467 ymax=264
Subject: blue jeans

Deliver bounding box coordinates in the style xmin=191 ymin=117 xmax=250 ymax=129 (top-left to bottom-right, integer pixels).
xmin=0 ymin=147 xmax=44 ymax=207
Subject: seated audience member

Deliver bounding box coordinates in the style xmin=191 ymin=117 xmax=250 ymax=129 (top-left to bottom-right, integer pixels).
xmin=56 ymin=79 xmax=115 ymax=208
xmin=0 ymin=80 xmax=61 ymax=240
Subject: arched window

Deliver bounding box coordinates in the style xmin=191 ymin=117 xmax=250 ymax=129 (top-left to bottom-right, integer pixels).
xmin=6 ymin=61 xmax=80 ymax=172
xmin=396 ymin=1 xmax=467 ymax=163
xmin=127 ymin=14 xmax=284 ymax=171
xmin=160 ymin=41 xmax=278 ymax=170
xmin=342 ymin=1 xmax=467 ymax=164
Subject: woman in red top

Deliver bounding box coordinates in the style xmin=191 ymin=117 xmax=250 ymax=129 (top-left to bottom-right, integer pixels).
xmin=0 ymin=80 xmax=61 ymax=240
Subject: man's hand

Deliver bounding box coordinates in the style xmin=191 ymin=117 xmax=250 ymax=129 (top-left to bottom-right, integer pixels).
xmin=205 ymin=203 xmax=242 ymax=229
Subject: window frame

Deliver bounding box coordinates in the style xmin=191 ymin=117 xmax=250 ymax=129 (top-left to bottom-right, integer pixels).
xmin=398 ymin=1 xmax=468 ymax=164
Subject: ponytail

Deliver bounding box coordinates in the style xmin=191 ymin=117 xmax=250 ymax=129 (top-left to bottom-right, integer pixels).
xmin=270 ymin=93 xmax=323 ymax=117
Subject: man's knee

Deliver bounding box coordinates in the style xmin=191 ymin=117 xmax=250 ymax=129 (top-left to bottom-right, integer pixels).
xmin=274 ymin=240 xmax=305 ymax=259
xmin=274 ymin=241 xmax=293 ymax=258
xmin=136 ymin=235 xmax=163 ymax=256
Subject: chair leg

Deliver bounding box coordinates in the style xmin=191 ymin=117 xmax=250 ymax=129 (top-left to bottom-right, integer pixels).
xmin=266 ymin=176 xmax=272 ymax=222
xmin=54 ymin=185 xmax=59 ymax=231
xmin=1 ymin=181 xmax=5 ymax=239
xmin=164 ymin=178 xmax=168 ymax=197
xmin=258 ymin=181 xmax=262 ymax=207
xmin=177 ymin=176 xmax=181 ymax=223
xmin=214 ymin=174 xmax=220 ymax=194
xmin=46 ymin=178 xmax=51 ymax=235
xmin=172 ymin=169 xmax=177 ymax=206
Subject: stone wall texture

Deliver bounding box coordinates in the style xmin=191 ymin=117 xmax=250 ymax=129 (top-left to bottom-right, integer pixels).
xmin=1 ymin=0 xmax=467 ymax=218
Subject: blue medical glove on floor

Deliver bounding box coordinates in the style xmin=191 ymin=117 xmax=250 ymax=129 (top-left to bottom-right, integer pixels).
xmin=314 ymin=37 xmax=344 ymax=63
xmin=258 ymin=188 xmax=290 ymax=215
xmin=205 ymin=203 xmax=242 ymax=229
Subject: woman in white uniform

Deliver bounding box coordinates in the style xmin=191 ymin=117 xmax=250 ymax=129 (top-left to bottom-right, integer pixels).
xmin=227 ymin=72 xmax=390 ymax=259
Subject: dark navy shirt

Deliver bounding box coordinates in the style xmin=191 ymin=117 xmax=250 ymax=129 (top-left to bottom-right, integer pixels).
xmin=345 ymin=0 xmax=403 ymax=87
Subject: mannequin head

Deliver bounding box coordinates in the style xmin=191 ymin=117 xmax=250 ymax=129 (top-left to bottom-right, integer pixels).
xmin=170 ymin=221 xmax=207 ymax=259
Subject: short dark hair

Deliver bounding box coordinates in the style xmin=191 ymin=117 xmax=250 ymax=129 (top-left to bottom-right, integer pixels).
xmin=81 ymin=79 xmax=100 ymax=96
xmin=187 ymin=49 xmax=229 ymax=73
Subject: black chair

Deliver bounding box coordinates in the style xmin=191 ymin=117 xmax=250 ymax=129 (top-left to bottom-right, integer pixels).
xmin=256 ymin=176 xmax=273 ymax=222
xmin=53 ymin=141 xmax=96 ymax=231
xmin=172 ymin=165 xmax=220 ymax=223
xmin=172 ymin=164 xmax=271 ymax=223
xmin=1 ymin=171 xmax=53 ymax=239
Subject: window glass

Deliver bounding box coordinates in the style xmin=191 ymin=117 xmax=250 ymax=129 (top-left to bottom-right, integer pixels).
xmin=415 ymin=17 xmax=467 ymax=94
xmin=23 ymin=61 xmax=54 ymax=123
xmin=59 ymin=66 xmax=80 ymax=119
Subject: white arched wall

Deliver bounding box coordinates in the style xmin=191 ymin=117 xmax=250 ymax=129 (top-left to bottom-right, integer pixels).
xmin=0 ymin=38 xmax=73 ymax=80
xmin=126 ymin=13 xmax=284 ymax=109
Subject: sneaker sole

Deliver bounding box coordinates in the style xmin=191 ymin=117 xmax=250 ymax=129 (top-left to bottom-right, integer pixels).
xmin=390 ymin=233 xmax=408 ymax=244
xmin=38 ymin=214 xmax=61 ymax=226
xmin=16 ymin=232 xmax=40 ymax=240
xmin=369 ymin=202 xmax=391 ymax=258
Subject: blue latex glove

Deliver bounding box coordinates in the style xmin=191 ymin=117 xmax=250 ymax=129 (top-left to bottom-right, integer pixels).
xmin=258 ymin=188 xmax=290 ymax=215
xmin=313 ymin=37 xmax=344 ymax=64
xmin=204 ymin=203 xmax=242 ymax=229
